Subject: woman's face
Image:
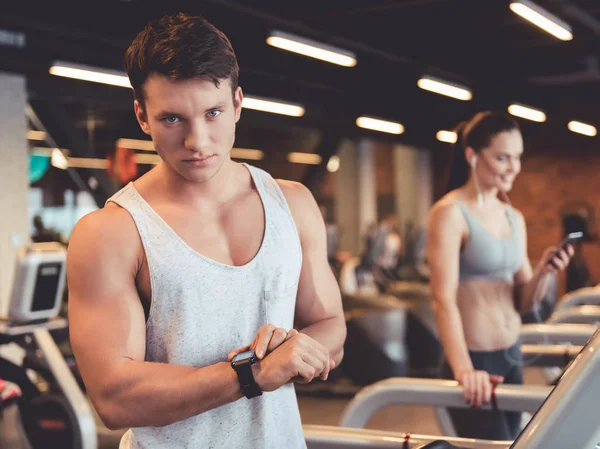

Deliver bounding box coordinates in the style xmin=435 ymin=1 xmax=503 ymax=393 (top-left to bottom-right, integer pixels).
xmin=474 ymin=129 xmax=524 ymax=193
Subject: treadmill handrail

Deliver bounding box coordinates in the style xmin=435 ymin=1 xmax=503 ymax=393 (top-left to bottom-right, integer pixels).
xmin=339 ymin=378 xmax=551 ymax=429
xmin=556 ymin=287 xmax=600 ymax=311
xmin=512 ymin=329 xmax=600 ymax=449
xmin=0 ymin=317 xmax=68 ymax=336
xmin=520 ymin=323 xmax=595 ymax=345
xmin=304 ymin=424 xmax=510 ymax=448
xmin=546 ymin=305 xmax=600 ymax=324
xmin=521 ymin=344 xmax=582 ymax=367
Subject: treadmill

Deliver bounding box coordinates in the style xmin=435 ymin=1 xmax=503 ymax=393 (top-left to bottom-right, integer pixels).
xmin=305 ymin=328 xmax=600 ymax=448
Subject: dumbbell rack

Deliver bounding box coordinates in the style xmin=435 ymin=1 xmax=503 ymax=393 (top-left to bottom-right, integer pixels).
xmin=0 ymin=318 xmax=97 ymax=449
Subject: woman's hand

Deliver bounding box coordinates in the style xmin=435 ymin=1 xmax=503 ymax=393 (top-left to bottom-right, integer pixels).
xmin=455 ymin=369 xmax=504 ymax=408
xmin=538 ymin=244 xmax=575 ymax=275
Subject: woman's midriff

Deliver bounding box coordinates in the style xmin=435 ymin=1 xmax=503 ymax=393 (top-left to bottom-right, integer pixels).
xmin=456 ymin=278 xmax=522 ymax=351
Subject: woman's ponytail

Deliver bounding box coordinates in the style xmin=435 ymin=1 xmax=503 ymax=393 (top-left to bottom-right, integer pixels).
xmin=444 ymin=122 xmax=468 ymax=194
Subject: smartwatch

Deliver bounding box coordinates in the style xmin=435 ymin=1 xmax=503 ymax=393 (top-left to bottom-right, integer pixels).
xmin=231 ymin=349 xmax=262 ymax=399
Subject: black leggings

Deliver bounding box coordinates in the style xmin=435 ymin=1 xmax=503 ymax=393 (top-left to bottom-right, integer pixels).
xmin=440 ymin=342 xmax=523 ymax=440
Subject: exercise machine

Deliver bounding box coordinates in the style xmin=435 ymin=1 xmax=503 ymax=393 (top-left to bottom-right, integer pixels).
xmin=304 ymin=328 xmax=600 ymax=448
xmin=0 ymin=242 xmax=96 ymax=449
xmin=547 ymin=305 xmax=600 ymax=325
xmin=2 ymin=242 xmax=66 ymax=323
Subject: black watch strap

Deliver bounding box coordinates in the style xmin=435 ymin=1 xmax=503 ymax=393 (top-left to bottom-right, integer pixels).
xmin=232 ymin=359 xmax=262 ymax=399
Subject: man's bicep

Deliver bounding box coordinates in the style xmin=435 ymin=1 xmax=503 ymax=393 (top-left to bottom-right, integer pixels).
xmin=67 ymin=214 xmax=147 ymax=397
xmin=293 ymin=197 xmax=343 ymax=328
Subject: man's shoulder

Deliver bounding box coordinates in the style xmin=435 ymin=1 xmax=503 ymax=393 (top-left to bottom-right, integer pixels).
xmin=70 ymin=203 xmax=140 ymax=252
xmin=76 ymin=203 xmax=133 ymax=231
xmin=272 ymin=179 xmax=324 ymax=244
xmin=274 ymin=179 xmax=313 ymax=208
xmin=68 ymin=203 xmax=144 ymax=278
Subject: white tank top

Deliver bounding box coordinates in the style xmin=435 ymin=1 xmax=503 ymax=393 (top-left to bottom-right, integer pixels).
xmin=107 ymin=164 xmax=307 ymax=449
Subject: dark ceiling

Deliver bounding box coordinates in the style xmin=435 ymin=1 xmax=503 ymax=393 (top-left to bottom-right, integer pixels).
xmin=1 ymin=0 xmax=600 ymax=198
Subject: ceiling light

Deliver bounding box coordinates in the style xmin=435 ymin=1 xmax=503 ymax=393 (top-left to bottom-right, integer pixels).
xmin=267 ymin=30 xmax=357 ymax=67
xmin=242 ymin=96 xmax=305 ymax=117
xmin=510 ymin=1 xmax=573 ymax=41
xmin=436 ymin=130 xmax=458 ymax=144
xmin=117 ymin=138 xmax=154 ymax=151
xmin=116 ymin=139 xmax=265 ymax=161
xmin=27 ymin=130 xmax=47 ymax=141
xmin=41 ymin=153 xmax=162 ymax=169
xmin=327 ymin=155 xmax=340 ymax=172
xmin=50 ymin=61 xmax=131 ymax=88
xmin=68 ymin=154 xmax=162 ymax=168
xmin=133 ymin=149 xmax=266 ymax=163
xmin=568 ymin=121 xmax=597 ymax=137
xmin=51 ymin=149 xmax=69 ymax=170
xmin=287 ymin=152 xmax=322 ymax=165
xmin=30 ymin=147 xmax=53 ymax=157
xmin=417 ymin=75 xmax=472 ymax=101
xmin=231 ymin=148 xmax=264 ymax=161
xmin=508 ymin=103 xmax=547 ymax=122
xmin=356 ymin=116 xmax=404 ymax=135
xmin=134 ymin=153 xmax=161 ymax=165
xmin=67 ymin=157 xmax=108 ymax=169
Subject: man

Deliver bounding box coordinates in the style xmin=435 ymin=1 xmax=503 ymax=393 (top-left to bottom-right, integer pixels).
xmin=67 ymin=13 xmax=346 ymax=449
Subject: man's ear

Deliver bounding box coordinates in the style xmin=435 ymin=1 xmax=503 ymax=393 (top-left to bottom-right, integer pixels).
xmin=234 ymin=86 xmax=243 ymax=123
xmin=134 ymin=100 xmax=151 ymax=135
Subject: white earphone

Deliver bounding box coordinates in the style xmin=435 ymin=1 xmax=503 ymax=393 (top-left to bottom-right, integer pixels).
xmin=469 ymin=154 xmax=484 ymax=209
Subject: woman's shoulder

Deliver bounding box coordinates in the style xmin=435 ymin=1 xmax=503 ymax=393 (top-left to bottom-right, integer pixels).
xmin=431 ymin=190 xmax=465 ymax=214
xmin=504 ymin=201 xmax=523 ymax=216
xmin=505 ymin=202 xmax=525 ymax=228
xmin=429 ymin=192 xmax=467 ymax=229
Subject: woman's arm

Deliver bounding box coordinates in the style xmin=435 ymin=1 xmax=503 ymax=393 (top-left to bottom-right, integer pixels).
xmin=427 ymin=202 xmax=473 ymax=377
xmin=513 ymin=211 xmax=572 ymax=314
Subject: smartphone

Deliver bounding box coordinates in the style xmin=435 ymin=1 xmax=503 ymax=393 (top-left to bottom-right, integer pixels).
xmin=558 ymin=232 xmax=584 ymax=251
xmin=547 ymin=232 xmax=583 ymax=267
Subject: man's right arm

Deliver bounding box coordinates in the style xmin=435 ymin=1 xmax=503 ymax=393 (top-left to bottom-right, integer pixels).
xmin=68 ymin=207 xmax=244 ymax=430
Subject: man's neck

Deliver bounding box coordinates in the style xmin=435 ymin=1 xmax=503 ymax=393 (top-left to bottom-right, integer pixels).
xmin=152 ymin=159 xmax=243 ymax=208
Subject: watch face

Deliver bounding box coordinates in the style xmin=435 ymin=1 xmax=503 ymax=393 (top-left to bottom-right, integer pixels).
xmin=232 ymin=349 xmax=256 ymax=364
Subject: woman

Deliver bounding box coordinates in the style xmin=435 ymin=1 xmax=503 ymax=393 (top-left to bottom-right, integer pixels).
xmin=426 ymin=111 xmax=573 ymax=440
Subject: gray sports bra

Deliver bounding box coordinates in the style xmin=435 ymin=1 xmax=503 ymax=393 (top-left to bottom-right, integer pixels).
xmin=456 ymin=201 xmax=524 ymax=281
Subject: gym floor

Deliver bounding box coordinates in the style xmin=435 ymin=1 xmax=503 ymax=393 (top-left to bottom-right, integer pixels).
xmin=0 ymin=369 xmax=545 ymax=448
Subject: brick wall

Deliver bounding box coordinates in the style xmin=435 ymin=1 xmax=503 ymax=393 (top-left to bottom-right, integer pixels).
xmin=510 ymin=149 xmax=600 ymax=292
xmin=372 ymin=142 xmax=396 ymax=196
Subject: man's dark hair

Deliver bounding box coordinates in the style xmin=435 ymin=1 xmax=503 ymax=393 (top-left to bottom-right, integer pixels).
xmin=124 ymin=13 xmax=239 ymax=106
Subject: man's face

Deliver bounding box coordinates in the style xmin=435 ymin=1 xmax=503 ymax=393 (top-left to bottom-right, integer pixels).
xmin=134 ymin=74 xmax=243 ymax=184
